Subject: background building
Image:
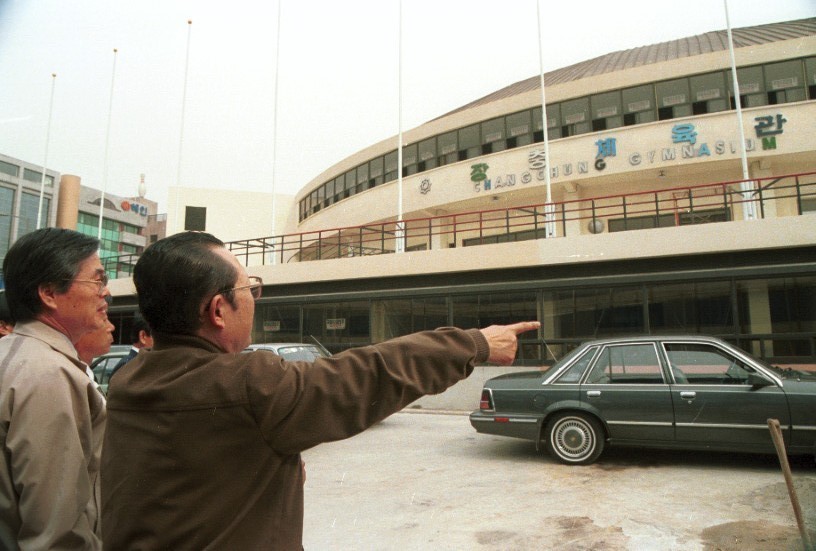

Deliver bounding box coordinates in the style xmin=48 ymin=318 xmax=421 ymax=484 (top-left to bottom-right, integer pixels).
xmin=167 ymin=186 xmax=294 ymax=252
xmin=100 ymin=19 xmax=816 ymax=411
xmin=0 ymin=153 xmax=163 ymax=284
xmin=0 ymin=153 xmax=59 ymax=286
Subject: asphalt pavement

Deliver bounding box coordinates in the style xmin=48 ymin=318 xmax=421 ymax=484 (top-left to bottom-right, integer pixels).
xmin=302 ymin=411 xmax=816 ymax=551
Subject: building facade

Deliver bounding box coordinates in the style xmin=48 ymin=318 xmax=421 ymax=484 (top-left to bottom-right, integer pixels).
xmin=0 ymin=153 xmax=59 ymax=285
xmin=0 ymin=152 xmax=163 ymax=284
xmin=107 ymin=19 xmax=816 ymax=377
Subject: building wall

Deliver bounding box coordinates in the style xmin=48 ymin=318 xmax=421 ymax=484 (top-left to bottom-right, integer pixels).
xmin=0 ymin=153 xmax=59 ymax=278
xmin=293 ymin=33 xmax=816 ymax=237
xmin=166 ymin=186 xmax=294 ymax=248
xmin=75 ymin=186 xmax=157 ymax=278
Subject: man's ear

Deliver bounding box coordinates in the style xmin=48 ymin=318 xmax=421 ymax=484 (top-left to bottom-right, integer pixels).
xmin=205 ymin=293 xmax=228 ymax=330
xmin=38 ymin=283 xmax=60 ymax=311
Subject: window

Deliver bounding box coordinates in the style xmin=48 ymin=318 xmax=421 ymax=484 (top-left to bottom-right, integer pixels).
xmin=656 ymin=78 xmax=692 ymax=120
xmin=457 ymin=125 xmax=480 ymax=161
xmin=18 ymin=192 xmax=49 ymax=239
xmin=648 ymin=281 xmax=734 ymax=335
xmin=585 ymin=344 xmax=664 ymax=384
xmin=690 ymin=71 xmax=727 ymax=115
xmin=663 ymin=343 xmax=755 ymax=384
xmin=591 ymin=90 xmax=623 ymax=131
xmin=765 ymin=59 xmax=806 ymax=104
xmin=560 ymin=97 xmax=590 ymax=137
xmin=0 ymin=187 xmax=15 ymax=262
xmin=0 ymin=160 xmax=18 ymax=178
xmin=548 ymin=287 xmax=644 ymax=338
xmin=480 ymin=117 xmax=506 ymax=155
xmin=355 ymin=163 xmax=369 ymax=193
xmin=22 ymin=169 xmax=54 ymax=185
xmin=806 ymin=57 xmax=816 ymax=100
xmin=506 ymin=111 xmax=532 ymax=148
xmin=554 ymin=346 xmax=598 ymax=383
xmin=417 ymin=137 xmax=437 ymax=172
xmin=384 ymin=151 xmax=398 ymax=183
xmin=184 ymin=206 xmax=206 ymax=231
xmin=369 ymin=157 xmax=384 ymax=188
xmin=437 ymin=131 xmax=457 ymax=166
xmin=402 ymin=143 xmax=418 ymax=176
xmin=728 ymin=65 xmax=767 ymax=108
xmin=343 ymin=169 xmax=355 ymax=199
xmin=622 ymin=84 xmax=655 ymax=126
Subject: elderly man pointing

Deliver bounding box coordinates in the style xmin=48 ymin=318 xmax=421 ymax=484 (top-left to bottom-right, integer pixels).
xmin=102 ymin=231 xmax=538 ymax=549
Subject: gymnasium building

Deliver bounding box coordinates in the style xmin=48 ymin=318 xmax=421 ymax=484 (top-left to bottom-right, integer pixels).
xmin=110 ymin=17 xmax=816 ymax=383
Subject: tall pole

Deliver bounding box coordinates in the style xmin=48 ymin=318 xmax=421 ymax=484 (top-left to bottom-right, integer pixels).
xmin=98 ymin=49 xmax=118 ymax=242
xmin=395 ymin=0 xmax=405 ymax=253
xmin=36 ymin=73 xmax=57 ymax=229
xmin=175 ymin=20 xmax=192 ymax=234
xmin=536 ymin=0 xmax=555 ymax=237
xmin=724 ymin=0 xmax=756 ymax=220
xmin=269 ymin=2 xmax=282 ymax=264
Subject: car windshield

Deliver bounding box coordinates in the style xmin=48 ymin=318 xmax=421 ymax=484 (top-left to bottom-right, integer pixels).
xmin=274 ymin=346 xmax=326 ymax=361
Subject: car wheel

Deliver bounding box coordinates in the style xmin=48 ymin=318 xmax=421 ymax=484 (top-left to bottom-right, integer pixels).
xmin=544 ymin=413 xmax=605 ymax=465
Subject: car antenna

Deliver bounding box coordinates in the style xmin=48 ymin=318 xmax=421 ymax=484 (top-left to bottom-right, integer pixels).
xmin=305 ymin=334 xmax=331 ymax=356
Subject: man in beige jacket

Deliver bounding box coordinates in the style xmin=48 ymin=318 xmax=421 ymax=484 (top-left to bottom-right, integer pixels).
xmin=0 ymin=228 xmax=110 ymax=550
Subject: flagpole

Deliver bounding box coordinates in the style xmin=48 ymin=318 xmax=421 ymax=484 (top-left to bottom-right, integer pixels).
xmin=37 ymin=73 xmax=56 ymax=229
xmin=98 ymin=49 xmax=118 ymax=242
xmin=175 ymin=20 xmax=192 ymax=234
xmin=723 ymin=0 xmax=756 ymax=220
xmin=536 ymin=0 xmax=555 ymax=237
xmin=395 ymin=0 xmax=405 ymax=253
xmin=269 ymin=1 xmax=282 ymax=264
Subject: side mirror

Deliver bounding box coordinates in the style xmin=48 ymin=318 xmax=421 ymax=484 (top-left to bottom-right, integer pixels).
xmin=747 ymin=373 xmax=773 ymax=388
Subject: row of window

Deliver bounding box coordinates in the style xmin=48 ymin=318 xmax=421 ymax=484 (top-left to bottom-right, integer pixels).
xmin=299 ymin=56 xmax=816 ymax=222
xmin=0 ymin=188 xmax=50 ymax=262
xmin=225 ymin=275 xmax=814 ymax=364
xmin=77 ymin=212 xmax=144 ymax=278
xmin=0 ymin=160 xmax=55 ymax=186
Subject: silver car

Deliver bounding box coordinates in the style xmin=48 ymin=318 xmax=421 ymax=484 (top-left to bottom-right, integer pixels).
xmin=243 ymin=342 xmax=330 ymax=361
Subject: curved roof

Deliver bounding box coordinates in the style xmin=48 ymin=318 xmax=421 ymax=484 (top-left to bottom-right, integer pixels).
xmin=441 ymin=17 xmax=816 ymax=118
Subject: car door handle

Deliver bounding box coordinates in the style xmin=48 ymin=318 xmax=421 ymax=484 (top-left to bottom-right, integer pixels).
xmin=680 ymin=391 xmax=696 ymax=400
xmin=586 ymin=390 xmax=601 ymax=397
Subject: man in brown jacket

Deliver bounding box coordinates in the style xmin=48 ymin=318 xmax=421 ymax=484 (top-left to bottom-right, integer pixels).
xmin=101 ymin=231 xmax=537 ymax=550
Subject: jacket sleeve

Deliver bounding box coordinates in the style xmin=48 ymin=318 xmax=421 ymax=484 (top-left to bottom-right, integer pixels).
xmin=7 ymin=363 xmax=103 ymax=550
xmin=245 ymin=327 xmax=488 ymax=454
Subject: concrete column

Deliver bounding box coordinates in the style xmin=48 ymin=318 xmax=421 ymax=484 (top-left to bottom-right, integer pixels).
xmin=56 ymin=174 xmax=80 ymax=230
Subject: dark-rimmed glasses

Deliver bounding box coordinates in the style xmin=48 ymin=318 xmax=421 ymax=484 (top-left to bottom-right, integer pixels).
xmin=63 ymin=275 xmax=109 ymax=296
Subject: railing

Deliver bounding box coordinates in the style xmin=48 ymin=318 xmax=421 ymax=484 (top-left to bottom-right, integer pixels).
xmin=105 ymin=171 xmax=816 ymax=271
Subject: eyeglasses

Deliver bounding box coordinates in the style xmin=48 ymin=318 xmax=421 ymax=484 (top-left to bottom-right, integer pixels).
xmin=64 ymin=275 xmax=109 ymax=296
xmin=222 ymin=276 xmax=263 ymax=301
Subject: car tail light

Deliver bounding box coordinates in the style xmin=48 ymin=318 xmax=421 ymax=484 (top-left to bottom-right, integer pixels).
xmin=479 ymin=389 xmax=494 ymax=411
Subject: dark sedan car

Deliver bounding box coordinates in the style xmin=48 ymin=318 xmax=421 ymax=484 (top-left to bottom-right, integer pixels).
xmin=470 ymin=335 xmax=816 ymax=465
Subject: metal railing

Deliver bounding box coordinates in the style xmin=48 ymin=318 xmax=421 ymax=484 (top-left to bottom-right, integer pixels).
xmin=104 ymin=171 xmax=816 ymax=271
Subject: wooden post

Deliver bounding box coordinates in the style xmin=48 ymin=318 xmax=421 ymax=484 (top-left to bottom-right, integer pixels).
xmin=767 ymin=418 xmax=813 ymax=551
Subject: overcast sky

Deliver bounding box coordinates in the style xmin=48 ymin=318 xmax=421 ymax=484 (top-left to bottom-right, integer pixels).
xmin=0 ymin=0 xmax=813 ymax=213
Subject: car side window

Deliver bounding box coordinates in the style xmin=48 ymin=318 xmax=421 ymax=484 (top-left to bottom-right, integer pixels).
xmin=553 ymin=346 xmax=598 ymax=383
xmin=663 ymin=343 xmax=755 ymax=384
xmin=93 ymin=357 xmax=118 ymax=386
xmin=584 ymin=344 xmax=664 ymax=384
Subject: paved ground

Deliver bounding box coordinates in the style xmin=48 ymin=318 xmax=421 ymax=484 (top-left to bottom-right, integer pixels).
xmin=302 ymin=411 xmax=816 ymax=551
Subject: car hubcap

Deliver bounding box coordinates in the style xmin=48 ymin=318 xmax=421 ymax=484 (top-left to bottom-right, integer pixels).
xmin=554 ymin=418 xmax=594 ymax=460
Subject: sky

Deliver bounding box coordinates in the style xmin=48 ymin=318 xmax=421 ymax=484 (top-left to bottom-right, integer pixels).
xmin=0 ymin=0 xmax=813 ymax=214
